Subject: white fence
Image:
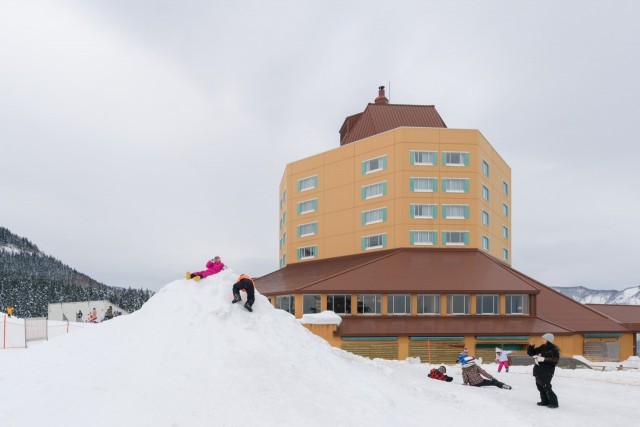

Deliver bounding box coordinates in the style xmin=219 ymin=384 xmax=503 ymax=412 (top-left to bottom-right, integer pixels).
xmin=1 ymin=314 xmax=89 ymax=349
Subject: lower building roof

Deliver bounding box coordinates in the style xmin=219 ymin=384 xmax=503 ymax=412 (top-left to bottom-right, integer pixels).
xmin=587 ymin=304 xmax=640 ymax=331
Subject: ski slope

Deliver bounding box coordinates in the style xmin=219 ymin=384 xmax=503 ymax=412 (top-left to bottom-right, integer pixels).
xmin=1 ymin=270 xmax=639 ymax=427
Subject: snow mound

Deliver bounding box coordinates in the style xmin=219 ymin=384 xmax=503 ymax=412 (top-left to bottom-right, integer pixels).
xmin=298 ymin=310 xmax=342 ymax=325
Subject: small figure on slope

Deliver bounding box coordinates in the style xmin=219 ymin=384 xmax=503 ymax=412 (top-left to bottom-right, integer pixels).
xmin=462 ymin=357 xmax=512 ymax=390
xmin=87 ymin=307 xmax=98 ymax=323
xmin=428 ymin=366 xmax=453 ymax=382
xmin=495 ymin=347 xmax=515 ymax=373
xmin=231 ymin=274 xmax=255 ymax=312
xmin=527 ymin=333 xmax=560 ymax=409
xmin=7 ymin=306 xmax=14 ymax=318
xmin=186 ymin=256 xmax=225 ymax=281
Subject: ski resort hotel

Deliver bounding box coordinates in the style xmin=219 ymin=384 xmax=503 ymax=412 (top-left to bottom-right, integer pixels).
xmin=255 ymin=87 xmax=638 ymax=363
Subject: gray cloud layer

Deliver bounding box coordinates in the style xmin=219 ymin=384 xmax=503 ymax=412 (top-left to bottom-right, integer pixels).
xmin=1 ymin=0 xmax=639 ymax=290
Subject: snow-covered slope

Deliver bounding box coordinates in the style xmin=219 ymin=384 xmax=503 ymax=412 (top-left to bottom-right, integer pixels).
xmin=2 ymin=271 xmax=640 ymax=426
xmin=554 ymin=285 xmax=640 ymax=305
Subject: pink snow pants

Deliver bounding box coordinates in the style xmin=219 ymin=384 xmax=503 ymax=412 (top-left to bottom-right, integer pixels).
xmin=498 ymin=361 xmax=509 ymax=372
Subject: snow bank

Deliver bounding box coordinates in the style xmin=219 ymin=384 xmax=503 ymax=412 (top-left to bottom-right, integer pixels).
xmin=298 ymin=310 xmax=342 ymax=325
xmin=1 ymin=270 xmax=640 ymax=426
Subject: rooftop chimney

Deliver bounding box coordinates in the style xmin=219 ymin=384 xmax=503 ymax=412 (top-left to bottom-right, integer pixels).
xmin=374 ymin=85 xmax=389 ymax=105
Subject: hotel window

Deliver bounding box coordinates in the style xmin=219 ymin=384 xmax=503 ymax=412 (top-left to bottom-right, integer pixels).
xmin=357 ymin=294 xmax=382 ymax=314
xmin=410 ymin=204 xmax=437 ymax=219
xmin=275 ymin=295 xmax=295 ymax=314
xmin=442 ymin=231 xmax=469 ymax=246
xmin=447 ymin=294 xmax=471 ymax=315
xmin=279 ymin=232 xmax=286 ymax=249
xmin=296 ymin=245 xmax=317 ymax=260
xmin=503 ymin=248 xmax=510 ymax=261
xmin=297 ymin=199 xmax=318 ymax=215
xmin=279 ymin=254 xmax=286 ymax=268
xmin=502 ymin=203 xmax=509 ymax=217
xmin=476 ymin=295 xmax=499 ymax=315
xmin=280 ymin=190 xmax=286 ymax=210
xmin=482 ymin=160 xmax=490 ymax=177
xmin=327 ymin=294 xmax=352 ymax=315
xmin=482 ymin=210 xmax=490 ymax=226
xmin=303 ymin=294 xmax=321 ymax=314
xmin=442 ymin=178 xmax=469 ymax=193
xmin=388 ymin=294 xmax=412 ymax=315
xmin=297 ymin=222 xmax=317 ymax=237
xmin=410 ymin=177 xmax=437 ymax=192
xmin=442 ymin=205 xmax=469 ymax=219
xmin=362 ymin=156 xmax=387 ymax=174
xmin=502 ymin=181 xmax=509 ymax=196
xmin=279 ymin=211 xmax=286 ymax=230
xmin=506 ymin=294 xmax=530 ymax=315
xmin=417 ymin=294 xmax=441 ymax=315
xmin=482 ymin=185 xmax=490 ymax=201
xmin=361 ymin=233 xmax=386 ymax=250
xmin=442 ymin=152 xmax=469 ymax=166
xmin=482 ymin=235 xmax=490 ymax=251
xmin=502 ymin=226 xmax=509 ymax=239
xmin=297 ymin=175 xmax=318 ymax=192
xmin=411 ymin=151 xmax=437 ymax=166
xmin=410 ymin=231 xmax=437 ymax=246
xmin=362 ymin=207 xmax=387 ymax=225
xmin=361 ymin=182 xmax=387 ymax=200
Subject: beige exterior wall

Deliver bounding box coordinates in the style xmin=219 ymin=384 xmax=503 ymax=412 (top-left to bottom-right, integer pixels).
xmin=278 ymin=127 xmax=512 ymax=267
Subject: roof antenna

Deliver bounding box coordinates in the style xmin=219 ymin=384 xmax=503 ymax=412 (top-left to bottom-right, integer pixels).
xmin=388 ymin=81 xmax=391 ymax=102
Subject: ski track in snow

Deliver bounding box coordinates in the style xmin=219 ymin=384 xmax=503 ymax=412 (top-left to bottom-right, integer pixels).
xmin=0 ymin=270 xmax=639 ymax=427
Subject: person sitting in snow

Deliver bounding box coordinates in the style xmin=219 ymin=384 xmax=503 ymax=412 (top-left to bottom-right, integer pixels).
xmin=495 ymin=347 xmax=515 ymax=373
xmin=455 ymin=348 xmax=469 ymax=364
xmin=186 ymin=256 xmax=225 ymax=281
xmin=461 ymin=357 xmax=512 ymax=390
xmin=87 ymin=307 xmax=98 ymax=323
xmin=231 ymin=274 xmax=255 ymax=312
xmin=428 ymin=366 xmax=453 ymax=382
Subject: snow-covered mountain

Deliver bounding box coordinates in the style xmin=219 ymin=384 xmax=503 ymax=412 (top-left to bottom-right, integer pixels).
xmin=554 ymin=285 xmax=640 ymax=305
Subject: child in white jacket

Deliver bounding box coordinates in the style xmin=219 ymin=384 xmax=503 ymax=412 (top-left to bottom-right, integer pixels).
xmin=495 ymin=348 xmax=515 ymax=373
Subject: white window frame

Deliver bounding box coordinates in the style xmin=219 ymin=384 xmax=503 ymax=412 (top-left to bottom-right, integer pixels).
xmin=298 ymin=175 xmax=317 ymax=192
xmin=443 ymin=204 xmax=467 ymax=219
xmin=362 ymin=207 xmax=386 ymax=225
xmin=411 ymin=204 xmax=436 ymax=219
xmin=482 ymin=185 xmax=490 ymax=201
xmin=482 ymin=159 xmax=490 ymax=177
xmin=363 ymin=233 xmax=385 ymax=250
xmin=503 ymin=248 xmax=510 ymax=261
xmin=357 ymin=294 xmax=382 ymax=315
xmin=275 ymin=295 xmax=294 ymax=314
xmin=298 ymin=199 xmax=317 ymax=215
xmin=502 ymin=203 xmax=509 ymax=217
xmin=482 ymin=210 xmax=490 ymax=226
xmin=443 ymin=151 xmax=467 ymax=167
xmin=502 ymin=226 xmax=509 ymax=239
xmin=506 ymin=294 xmax=530 ymax=315
xmin=411 ymin=177 xmax=436 ymax=192
xmin=447 ymin=294 xmax=470 ymax=315
xmin=443 ymin=178 xmax=467 ymax=193
xmin=327 ymin=294 xmax=352 ymax=315
xmin=482 ymin=235 xmax=490 ymax=251
xmin=387 ymin=294 xmax=412 ymax=316
xmin=298 ymin=245 xmax=317 ymax=260
xmin=363 ymin=182 xmax=386 ymax=200
xmin=411 ymin=230 xmax=436 ymax=246
xmin=302 ymin=294 xmax=322 ymax=315
xmin=443 ymin=231 xmax=467 ymax=246
xmin=362 ymin=156 xmax=385 ymax=174
xmin=412 ymin=151 xmax=437 ymax=166
xmin=502 ymin=181 xmax=509 ymax=196
xmin=298 ymin=222 xmax=317 ymax=237
xmin=417 ymin=294 xmax=441 ymax=315
xmin=476 ymin=294 xmax=499 ymax=315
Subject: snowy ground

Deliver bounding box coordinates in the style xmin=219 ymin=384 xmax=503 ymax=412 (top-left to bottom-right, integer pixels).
xmin=1 ymin=270 xmax=639 ymax=427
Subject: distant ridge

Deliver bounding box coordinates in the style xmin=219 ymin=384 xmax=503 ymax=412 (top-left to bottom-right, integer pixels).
xmin=554 ymin=285 xmax=640 ymax=305
xmin=0 ymin=226 xmax=152 ymax=317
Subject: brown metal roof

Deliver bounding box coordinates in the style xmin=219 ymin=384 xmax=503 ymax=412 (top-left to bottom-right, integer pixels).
xmin=587 ymin=304 xmax=640 ymax=331
xmin=255 ymin=248 xmax=631 ymax=334
xmin=336 ymin=316 xmax=572 ymax=337
xmin=256 ymin=248 xmax=540 ymax=295
xmin=339 ymin=103 xmax=447 ymax=145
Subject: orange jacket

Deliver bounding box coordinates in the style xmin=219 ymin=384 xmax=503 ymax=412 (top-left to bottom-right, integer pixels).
xmin=235 ymin=274 xmax=255 ymax=286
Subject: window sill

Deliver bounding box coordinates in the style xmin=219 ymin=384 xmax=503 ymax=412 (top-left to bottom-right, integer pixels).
xmin=299 ymin=187 xmax=316 ymax=192
xmin=417 ymin=313 xmax=441 ymax=316
xmin=300 ymin=233 xmax=316 ymax=238
xmin=388 ymin=313 xmax=411 ymax=316
xmin=413 ymin=189 xmax=435 ymax=193
xmin=364 ymin=220 xmax=383 ymax=225
xmin=299 ymin=256 xmax=316 ymax=261
xmin=414 ymin=163 xmax=435 ymax=166
xmin=357 ymin=313 xmax=382 ymax=316
xmin=414 ymin=216 xmax=435 ymax=219
xmin=364 ymin=168 xmax=383 ymax=174
xmin=444 ymin=164 xmax=466 ymax=167
xmin=413 ymin=242 xmax=435 ymax=246
xmin=445 ymin=243 xmax=466 ymax=246
xmin=445 ymin=190 xmax=466 ymax=193
xmin=364 ymin=194 xmax=384 ymax=200
xmin=364 ymin=245 xmax=384 ymax=250
xmin=299 ymin=210 xmax=316 ymax=215
xmin=444 ymin=217 xmax=465 ymax=220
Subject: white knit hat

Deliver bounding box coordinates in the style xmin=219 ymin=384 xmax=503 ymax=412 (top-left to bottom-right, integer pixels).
xmin=542 ymin=333 xmax=555 ymax=343
xmin=462 ymin=356 xmax=475 ymax=367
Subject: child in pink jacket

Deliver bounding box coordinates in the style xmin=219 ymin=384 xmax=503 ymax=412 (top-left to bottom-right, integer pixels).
xmin=186 ymin=256 xmax=225 ymax=281
xmin=495 ymin=347 xmax=515 ymax=373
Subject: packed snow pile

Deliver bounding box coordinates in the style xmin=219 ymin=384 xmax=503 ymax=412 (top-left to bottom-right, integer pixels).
xmin=298 ymin=310 xmax=342 ymax=325
xmin=2 ymin=269 xmax=640 ymax=427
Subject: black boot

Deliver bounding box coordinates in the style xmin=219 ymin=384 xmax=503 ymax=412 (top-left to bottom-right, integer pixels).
xmin=244 ymin=302 xmax=253 ymax=312
xmin=231 ymin=294 xmax=242 ymax=304
xmin=537 ymin=402 xmax=549 ymax=407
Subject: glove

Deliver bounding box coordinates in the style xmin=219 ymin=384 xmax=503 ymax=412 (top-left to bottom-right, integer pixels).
xmin=534 ymin=355 xmax=545 ymax=363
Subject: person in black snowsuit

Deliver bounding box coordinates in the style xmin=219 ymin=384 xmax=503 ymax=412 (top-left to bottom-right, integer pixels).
xmin=231 ymin=274 xmax=255 ymax=312
xmin=527 ymin=333 xmax=560 ymax=408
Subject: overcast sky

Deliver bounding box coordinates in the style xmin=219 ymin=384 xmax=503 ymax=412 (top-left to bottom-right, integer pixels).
xmin=1 ymin=0 xmax=639 ymax=291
